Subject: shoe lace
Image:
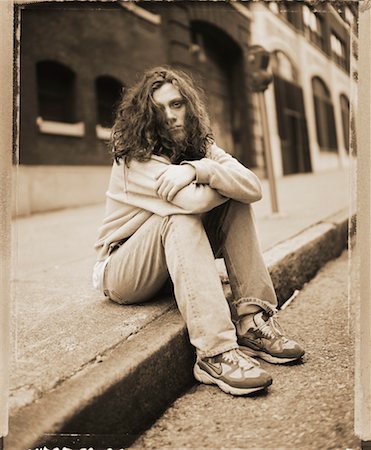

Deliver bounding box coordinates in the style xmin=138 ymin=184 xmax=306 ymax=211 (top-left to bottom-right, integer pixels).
xmin=221 ymin=348 xmax=259 ymax=370
xmin=257 ymin=312 xmax=286 ymax=341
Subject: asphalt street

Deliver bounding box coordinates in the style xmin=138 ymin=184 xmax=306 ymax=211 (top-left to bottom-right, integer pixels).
xmin=132 ymin=249 xmax=360 ymax=450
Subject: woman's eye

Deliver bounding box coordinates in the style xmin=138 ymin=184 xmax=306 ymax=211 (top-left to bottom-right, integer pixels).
xmin=172 ymin=102 xmax=182 ymax=109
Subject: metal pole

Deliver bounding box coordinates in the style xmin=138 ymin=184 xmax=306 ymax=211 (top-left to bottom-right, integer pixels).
xmin=0 ymin=0 xmax=14 ymax=441
xmin=355 ymin=3 xmax=371 ymax=445
xmin=257 ymin=91 xmax=279 ymax=214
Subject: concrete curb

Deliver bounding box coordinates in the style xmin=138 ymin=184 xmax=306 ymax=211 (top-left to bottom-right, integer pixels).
xmin=266 ymin=208 xmax=350 ymax=307
xmin=5 ymin=208 xmax=351 ymax=450
xmin=7 ymin=308 xmax=193 ymax=450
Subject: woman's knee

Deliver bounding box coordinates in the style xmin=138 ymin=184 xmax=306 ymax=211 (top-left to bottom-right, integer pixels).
xmin=104 ymin=271 xmax=169 ymax=305
xmin=104 ymin=288 xmax=133 ymax=305
xmin=105 ymin=286 xmax=156 ymax=305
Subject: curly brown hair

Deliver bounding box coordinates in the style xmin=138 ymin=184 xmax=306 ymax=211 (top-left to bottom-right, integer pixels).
xmin=110 ymin=66 xmax=214 ymax=164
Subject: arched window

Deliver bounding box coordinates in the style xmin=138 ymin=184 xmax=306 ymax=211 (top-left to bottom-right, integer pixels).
xmin=95 ymin=76 xmax=123 ymax=129
xmin=312 ymin=77 xmax=338 ymax=151
xmin=37 ymin=60 xmax=76 ymax=123
xmin=271 ymin=50 xmax=298 ymax=84
xmin=271 ymin=50 xmax=311 ymax=174
xmin=340 ymin=94 xmax=350 ymax=153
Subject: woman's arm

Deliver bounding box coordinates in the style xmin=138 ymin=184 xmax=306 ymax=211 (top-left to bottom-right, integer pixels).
xmin=116 ymin=155 xmax=228 ymax=216
xmin=181 ymin=143 xmax=262 ymax=204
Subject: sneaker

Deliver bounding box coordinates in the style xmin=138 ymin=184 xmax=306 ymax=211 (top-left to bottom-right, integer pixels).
xmin=237 ymin=311 xmax=305 ymax=364
xmin=193 ymin=348 xmax=272 ymax=396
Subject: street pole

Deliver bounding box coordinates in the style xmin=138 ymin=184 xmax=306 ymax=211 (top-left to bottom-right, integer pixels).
xmin=0 ymin=0 xmax=14 ymax=444
xmin=257 ymin=91 xmax=279 ymax=214
xmin=247 ymin=45 xmax=279 ymax=215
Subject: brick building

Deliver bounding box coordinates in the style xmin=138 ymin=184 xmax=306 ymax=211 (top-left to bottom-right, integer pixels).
xmin=15 ymin=1 xmax=356 ymax=215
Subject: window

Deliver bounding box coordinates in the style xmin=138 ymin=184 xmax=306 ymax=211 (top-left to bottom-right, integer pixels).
xmin=345 ymin=7 xmax=354 ymax=27
xmin=271 ymin=51 xmax=312 ymax=174
xmin=271 ymin=51 xmax=299 ymax=84
xmin=340 ymin=94 xmax=350 ymax=153
xmin=303 ymin=5 xmax=317 ymax=31
xmin=95 ymin=76 xmax=123 ymax=129
xmin=331 ymin=33 xmax=348 ymax=70
xmin=303 ymin=5 xmax=325 ymax=51
xmin=312 ymin=77 xmax=338 ymax=152
xmin=268 ymin=1 xmax=300 ymax=28
xmin=268 ymin=1 xmax=279 ymax=14
xmin=37 ymin=60 xmax=76 ymax=123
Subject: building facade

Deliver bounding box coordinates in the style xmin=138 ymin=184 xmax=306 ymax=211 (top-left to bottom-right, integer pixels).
xmin=250 ymin=1 xmax=357 ymax=176
xmin=15 ymin=1 xmax=357 ymax=215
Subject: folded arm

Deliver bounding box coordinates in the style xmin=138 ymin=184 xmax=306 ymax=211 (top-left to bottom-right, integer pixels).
xmin=119 ymin=155 xmax=228 ymax=216
xmin=155 ymin=164 xmax=197 ymax=202
xmin=181 ymin=143 xmax=262 ymax=204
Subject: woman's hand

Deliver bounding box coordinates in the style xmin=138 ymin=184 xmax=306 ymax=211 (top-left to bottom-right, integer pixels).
xmin=155 ymin=164 xmax=196 ymax=201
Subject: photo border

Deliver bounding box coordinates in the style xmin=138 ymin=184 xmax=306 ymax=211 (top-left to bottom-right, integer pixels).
xmin=1 ymin=0 xmax=370 ymax=447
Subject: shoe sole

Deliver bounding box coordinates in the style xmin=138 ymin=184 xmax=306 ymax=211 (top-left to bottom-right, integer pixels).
xmin=193 ymin=364 xmax=272 ymax=396
xmin=239 ymin=345 xmax=304 ymax=364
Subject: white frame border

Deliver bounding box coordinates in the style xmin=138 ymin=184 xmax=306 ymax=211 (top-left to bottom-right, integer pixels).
xmin=1 ymin=0 xmax=370 ymax=445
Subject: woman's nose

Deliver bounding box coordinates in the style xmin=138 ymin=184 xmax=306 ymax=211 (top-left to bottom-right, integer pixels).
xmin=165 ymin=107 xmax=176 ymax=121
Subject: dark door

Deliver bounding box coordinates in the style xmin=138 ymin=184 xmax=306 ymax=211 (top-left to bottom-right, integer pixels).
xmin=190 ymin=22 xmax=249 ymax=164
xmin=273 ymin=75 xmax=312 ymax=175
xmin=200 ymin=41 xmax=235 ymax=154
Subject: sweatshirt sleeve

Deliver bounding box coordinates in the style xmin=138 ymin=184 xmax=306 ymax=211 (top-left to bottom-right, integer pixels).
xmin=180 ymin=143 xmax=262 ymax=204
xmin=116 ymin=155 xmax=228 ymax=216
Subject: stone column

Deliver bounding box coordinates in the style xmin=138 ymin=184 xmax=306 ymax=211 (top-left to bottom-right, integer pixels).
xmin=0 ymin=0 xmax=14 ymax=441
xmin=355 ymin=2 xmax=371 ymax=445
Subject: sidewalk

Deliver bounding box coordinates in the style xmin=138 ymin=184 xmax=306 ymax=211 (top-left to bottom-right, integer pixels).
xmin=7 ymin=168 xmax=353 ymax=449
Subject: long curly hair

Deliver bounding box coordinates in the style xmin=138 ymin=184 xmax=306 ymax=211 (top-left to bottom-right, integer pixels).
xmin=110 ymin=66 xmax=214 ymax=164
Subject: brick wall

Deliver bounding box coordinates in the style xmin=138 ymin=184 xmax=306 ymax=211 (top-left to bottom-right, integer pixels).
xmin=19 ymin=2 xmax=257 ymax=168
xmin=19 ymin=3 xmax=166 ymax=165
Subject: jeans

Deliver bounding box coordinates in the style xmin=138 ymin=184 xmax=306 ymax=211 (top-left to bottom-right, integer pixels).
xmin=103 ymin=200 xmax=277 ymax=358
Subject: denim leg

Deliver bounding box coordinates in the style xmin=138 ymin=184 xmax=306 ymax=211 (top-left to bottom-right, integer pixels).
xmin=203 ymin=200 xmax=278 ymax=318
xmin=104 ymin=214 xmax=170 ymax=305
xmin=104 ymin=213 xmax=238 ymax=358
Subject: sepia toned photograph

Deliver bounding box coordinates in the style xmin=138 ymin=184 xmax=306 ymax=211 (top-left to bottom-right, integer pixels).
xmin=0 ymin=0 xmax=368 ymax=449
